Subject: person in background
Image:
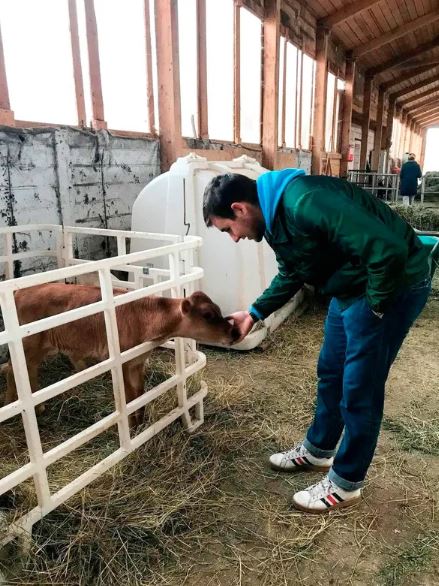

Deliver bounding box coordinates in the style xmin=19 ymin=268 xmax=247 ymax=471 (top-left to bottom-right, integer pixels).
xmin=203 ymin=170 xmax=431 ymax=514
xmin=400 ymin=154 xmax=422 ymax=205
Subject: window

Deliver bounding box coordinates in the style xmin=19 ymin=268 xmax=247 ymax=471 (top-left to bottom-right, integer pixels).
xmin=240 ymin=7 xmax=262 ymax=144
xmin=178 ymin=0 xmax=198 ymax=137
xmin=206 ymin=0 xmax=233 ymax=140
xmin=0 ymin=0 xmax=77 ymax=124
xmin=301 ymin=54 xmax=315 ymax=150
xmin=94 ymin=0 xmax=149 ymax=132
xmin=325 ymin=72 xmax=336 ymax=152
xmin=285 ymin=43 xmax=298 ymax=148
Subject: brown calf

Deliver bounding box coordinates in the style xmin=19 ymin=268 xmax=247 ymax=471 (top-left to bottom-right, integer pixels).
xmin=3 ymin=283 xmax=238 ymax=424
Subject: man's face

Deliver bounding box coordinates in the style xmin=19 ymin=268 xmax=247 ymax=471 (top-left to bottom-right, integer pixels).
xmin=209 ymin=202 xmax=265 ymax=243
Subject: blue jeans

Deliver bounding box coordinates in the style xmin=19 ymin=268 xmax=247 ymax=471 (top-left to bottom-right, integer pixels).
xmin=303 ymin=278 xmax=431 ymax=490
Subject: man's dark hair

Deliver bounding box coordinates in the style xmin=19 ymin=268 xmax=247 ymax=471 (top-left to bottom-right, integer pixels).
xmin=203 ymin=173 xmax=258 ymax=226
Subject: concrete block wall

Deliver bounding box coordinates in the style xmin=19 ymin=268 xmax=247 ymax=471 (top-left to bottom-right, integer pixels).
xmin=0 ymin=127 xmax=160 ymax=277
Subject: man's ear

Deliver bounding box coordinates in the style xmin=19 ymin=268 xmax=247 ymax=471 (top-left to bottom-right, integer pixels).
xmin=230 ymin=202 xmax=247 ymax=217
xmin=181 ymin=298 xmax=191 ymax=315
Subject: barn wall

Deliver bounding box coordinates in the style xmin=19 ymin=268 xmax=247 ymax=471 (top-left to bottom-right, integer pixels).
xmin=0 ymin=127 xmax=160 ymax=277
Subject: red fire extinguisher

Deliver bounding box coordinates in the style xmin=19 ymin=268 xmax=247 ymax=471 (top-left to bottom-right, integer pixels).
xmin=348 ymin=144 xmax=354 ymax=162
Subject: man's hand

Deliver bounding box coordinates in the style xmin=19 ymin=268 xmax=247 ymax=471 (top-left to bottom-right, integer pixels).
xmin=228 ymin=310 xmax=257 ymax=343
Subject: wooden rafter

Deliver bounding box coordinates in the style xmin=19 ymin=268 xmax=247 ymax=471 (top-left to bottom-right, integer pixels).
xmin=319 ymin=0 xmax=382 ymax=29
xmin=398 ymin=85 xmax=439 ymax=107
xmin=371 ymin=88 xmax=385 ymax=171
xmin=420 ymin=117 xmax=439 ymax=127
xmin=382 ymin=66 xmax=439 ymax=91
xmin=408 ymin=96 xmax=439 ymax=116
xmin=390 ymin=73 xmax=439 ymax=100
xmin=367 ymin=36 xmax=439 ymax=77
xmin=360 ymin=75 xmax=373 ymax=169
xmin=414 ymin=107 xmax=439 ymax=122
xmin=352 ymin=11 xmax=439 ymax=59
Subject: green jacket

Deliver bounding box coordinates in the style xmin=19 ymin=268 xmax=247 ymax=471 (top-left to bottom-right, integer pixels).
xmin=252 ymin=175 xmax=429 ymax=319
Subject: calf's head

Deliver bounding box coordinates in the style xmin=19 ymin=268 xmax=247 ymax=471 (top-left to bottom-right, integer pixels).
xmin=179 ymin=291 xmax=240 ymax=345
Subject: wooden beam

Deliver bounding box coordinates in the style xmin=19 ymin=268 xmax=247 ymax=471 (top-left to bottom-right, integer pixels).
xmin=320 ymin=0 xmax=382 ymax=29
xmin=311 ymin=25 xmax=329 ymax=174
xmin=340 ymin=54 xmax=355 ymax=177
xmin=409 ymin=96 xmax=439 ymax=115
xmin=399 ymin=85 xmax=439 ymax=108
xmin=367 ymin=35 xmax=439 ymax=77
xmin=382 ymin=66 xmax=438 ymax=91
xmin=261 ymin=0 xmax=280 ymax=170
xmin=68 ymin=0 xmax=86 ymax=127
xmin=371 ymin=87 xmax=385 ymax=171
xmin=155 ymin=0 xmax=182 ymax=170
xmin=197 ymin=0 xmax=208 ymax=139
xmin=0 ymin=21 xmax=14 ymax=125
xmin=414 ymin=107 xmax=439 ymax=123
xmin=84 ymin=0 xmax=106 ymax=129
xmin=360 ymin=75 xmax=373 ymax=169
xmin=412 ymin=103 xmax=439 ymax=118
xmin=144 ymin=0 xmax=156 ymax=134
xmin=352 ymin=11 xmax=439 ymax=59
xmin=391 ymin=74 xmax=439 ymax=101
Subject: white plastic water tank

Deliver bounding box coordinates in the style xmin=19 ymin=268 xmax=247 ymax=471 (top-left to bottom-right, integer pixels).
xmin=131 ymin=153 xmax=304 ymax=350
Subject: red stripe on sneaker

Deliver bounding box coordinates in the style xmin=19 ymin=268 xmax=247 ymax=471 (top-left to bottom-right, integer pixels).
xmin=326 ymin=494 xmax=338 ymax=506
xmin=295 ymin=457 xmax=305 ymax=465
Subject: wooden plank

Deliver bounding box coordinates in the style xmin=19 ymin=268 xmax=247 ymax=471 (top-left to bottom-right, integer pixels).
xmin=84 ymin=0 xmax=106 ymax=129
xmin=311 ymin=25 xmax=329 ymax=174
xmin=360 ymin=75 xmax=373 ymax=169
xmin=414 ymin=107 xmax=439 ymax=122
xmin=144 ymin=0 xmax=156 ymax=134
xmin=368 ymin=35 xmax=439 ymax=77
xmin=340 ymin=54 xmax=355 ymax=176
xmin=68 ymin=0 xmax=86 ymax=127
xmin=371 ymin=87 xmax=385 ymax=170
xmin=155 ymin=0 xmax=182 ymax=170
xmin=390 ymin=73 xmax=439 ymax=99
xmin=352 ymin=11 xmax=439 ymax=58
xmin=261 ymin=0 xmax=280 ymax=169
xmin=320 ymin=0 xmax=382 ymax=29
xmin=0 ymin=21 xmax=14 ymax=125
xmin=197 ymin=0 xmax=208 ymax=139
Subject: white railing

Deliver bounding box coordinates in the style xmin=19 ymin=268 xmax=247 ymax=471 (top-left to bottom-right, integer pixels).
xmin=0 ymin=225 xmax=205 ymax=547
xmin=347 ymin=171 xmax=400 ymax=202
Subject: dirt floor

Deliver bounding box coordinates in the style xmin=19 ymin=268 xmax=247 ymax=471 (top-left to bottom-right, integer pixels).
xmin=0 ymin=294 xmax=438 ymax=585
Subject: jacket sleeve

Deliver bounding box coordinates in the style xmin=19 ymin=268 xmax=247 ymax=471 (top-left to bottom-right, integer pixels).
xmin=293 ymin=190 xmax=408 ymax=312
xmin=251 ymin=250 xmax=303 ymax=319
xmin=417 ymin=164 xmax=422 ymax=179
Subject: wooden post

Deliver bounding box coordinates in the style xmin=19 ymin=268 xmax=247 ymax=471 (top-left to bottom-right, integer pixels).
xmin=144 ymin=0 xmax=156 ymax=134
xmin=0 ymin=22 xmax=14 ymax=125
xmin=68 ymin=0 xmax=86 ymax=127
xmin=233 ymin=2 xmax=241 ymax=144
xmin=311 ymin=25 xmax=330 ymax=175
xmin=360 ymin=74 xmax=373 ymax=169
xmin=84 ymin=0 xmax=107 ymax=129
xmin=399 ymin=111 xmax=408 ymax=158
xmin=155 ymin=0 xmax=182 ymax=171
xmin=197 ymin=0 xmax=208 ymax=139
xmin=384 ymin=96 xmax=396 ymax=153
xmin=371 ymin=87 xmax=385 ymax=171
xmin=261 ymin=0 xmax=280 ymax=170
xmin=420 ymin=128 xmax=427 ymax=168
xmin=340 ymin=54 xmax=355 ymax=177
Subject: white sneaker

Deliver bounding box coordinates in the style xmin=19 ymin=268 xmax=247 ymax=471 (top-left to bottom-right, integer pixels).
xmin=292 ymin=476 xmax=361 ymax=513
xmin=269 ymin=443 xmax=334 ymax=472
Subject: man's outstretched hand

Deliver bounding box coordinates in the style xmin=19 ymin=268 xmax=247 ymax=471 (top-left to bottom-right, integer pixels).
xmin=227 ymin=311 xmax=256 ymax=344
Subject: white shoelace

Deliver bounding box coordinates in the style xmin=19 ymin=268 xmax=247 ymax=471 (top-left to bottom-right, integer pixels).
xmin=305 ymin=476 xmax=333 ymax=499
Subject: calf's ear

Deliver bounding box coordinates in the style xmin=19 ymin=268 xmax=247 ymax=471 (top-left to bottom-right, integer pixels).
xmin=181 ymin=298 xmax=192 ymax=315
